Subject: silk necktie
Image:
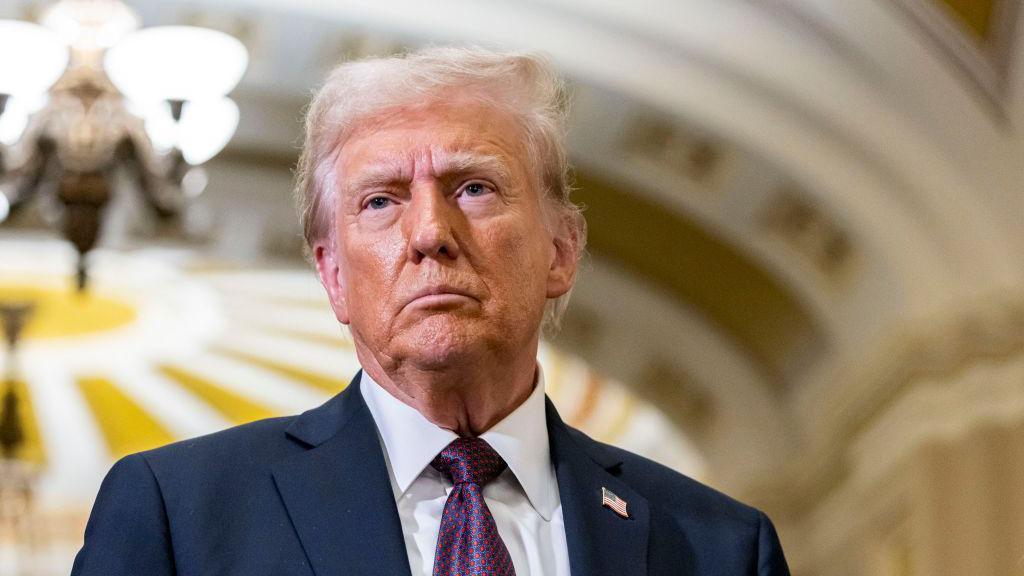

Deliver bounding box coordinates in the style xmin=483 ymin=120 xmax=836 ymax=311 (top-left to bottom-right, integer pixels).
xmin=431 ymin=437 xmax=516 ymax=576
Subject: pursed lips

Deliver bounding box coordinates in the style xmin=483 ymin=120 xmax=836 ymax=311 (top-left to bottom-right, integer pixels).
xmin=403 ymin=285 xmax=479 ymax=309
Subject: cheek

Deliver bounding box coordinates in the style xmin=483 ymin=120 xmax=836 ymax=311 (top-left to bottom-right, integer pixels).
xmin=483 ymin=221 xmax=550 ymax=304
xmin=343 ymin=232 xmax=406 ymax=321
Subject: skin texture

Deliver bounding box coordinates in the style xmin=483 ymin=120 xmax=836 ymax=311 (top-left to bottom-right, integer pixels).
xmin=314 ymin=98 xmax=578 ymax=436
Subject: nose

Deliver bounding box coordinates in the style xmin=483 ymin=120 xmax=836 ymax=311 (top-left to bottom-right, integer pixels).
xmin=404 ymin=183 xmax=461 ymax=263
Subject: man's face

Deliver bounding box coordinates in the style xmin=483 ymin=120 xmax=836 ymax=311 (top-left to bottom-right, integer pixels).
xmin=315 ymin=99 xmax=577 ymax=371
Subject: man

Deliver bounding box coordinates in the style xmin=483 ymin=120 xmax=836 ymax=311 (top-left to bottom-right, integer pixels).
xmin=72 ymin=47 xmax=789 ymax=576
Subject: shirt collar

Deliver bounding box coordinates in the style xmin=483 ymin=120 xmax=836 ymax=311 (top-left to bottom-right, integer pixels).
xmin=359 ymin=366 xmax=557 ymax=521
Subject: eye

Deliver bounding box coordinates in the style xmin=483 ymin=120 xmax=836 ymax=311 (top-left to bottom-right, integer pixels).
xmin=366 ymin=196 xmax=392 ymax=210
xmin=460 ymin=182 xmax=492 ymax=198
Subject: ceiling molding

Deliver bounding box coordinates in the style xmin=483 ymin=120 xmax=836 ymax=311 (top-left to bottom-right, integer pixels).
xmin=888 ymin=0 xmax=1022 ymax=123
xmin=573 ymin=171 xmax=826 ymax=387
xmin=786 ymin=289 xmax=1024 ymax=511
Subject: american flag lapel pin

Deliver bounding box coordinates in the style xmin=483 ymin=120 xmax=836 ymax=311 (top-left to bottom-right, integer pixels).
xmin=601 ymin=487 xmax=629 ymax=519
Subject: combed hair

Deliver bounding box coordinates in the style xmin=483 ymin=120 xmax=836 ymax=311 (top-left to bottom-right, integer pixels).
xmin=294 ymin=45 xmax=587 ymax=332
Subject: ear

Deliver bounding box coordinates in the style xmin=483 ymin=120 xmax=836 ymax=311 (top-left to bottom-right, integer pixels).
xmin=314 ymin=239 xmax=351 ymax=325
xmin=545 ymin=213 xmax=579 ymax=299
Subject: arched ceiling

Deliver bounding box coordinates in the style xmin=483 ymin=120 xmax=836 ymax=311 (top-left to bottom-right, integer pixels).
xmin=573 ymin=172 xmax=823 ymax=385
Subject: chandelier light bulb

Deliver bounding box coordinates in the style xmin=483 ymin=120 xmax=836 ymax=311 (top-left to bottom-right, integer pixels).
xmin=39 ymin=0 xmax=140 ymax=50
xmin=136 ymin=98 xmax=242 ymax=165
xmin=178 ymin=97 xmax=241 ymax=165
xmin=0 ymin=190 xmax=9 ymax=223
xmin=0 ymin=96 xmax=46 ymax=146
xmin=0 ymin=114 xmax=29 ymax=146
xmin=104 ymin=25 xmax=249 ymax=103
xmin=134 ymin=100 xmax=178 ymax=153
xmin=0 ymin=20 xmax=70 ymax=97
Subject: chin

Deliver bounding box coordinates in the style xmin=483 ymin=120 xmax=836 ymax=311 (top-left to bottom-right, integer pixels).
xmin=392 ymin=315 xmax=494 ymax=369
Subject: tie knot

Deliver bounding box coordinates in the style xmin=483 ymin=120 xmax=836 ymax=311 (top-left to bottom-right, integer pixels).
xmin=431 ymin=437 xmax=507 ymax=486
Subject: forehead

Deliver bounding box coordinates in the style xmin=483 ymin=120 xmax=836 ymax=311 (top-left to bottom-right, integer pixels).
xmin=335 ymin=100 xmax=530 ymax=185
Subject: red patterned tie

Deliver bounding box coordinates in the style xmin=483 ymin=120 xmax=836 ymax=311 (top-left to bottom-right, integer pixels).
xmin=431 ymin=437 xmax=516 ymax=576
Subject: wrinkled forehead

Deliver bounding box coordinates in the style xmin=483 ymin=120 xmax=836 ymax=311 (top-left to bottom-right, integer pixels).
xmin=341 ymin=149 xmax=514 ymax=191
xmin=334 ymin=100 xmax=533 ymax=192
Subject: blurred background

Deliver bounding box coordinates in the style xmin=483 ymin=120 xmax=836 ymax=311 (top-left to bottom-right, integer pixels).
xmin=0 ymin=1 xmax=1021 ymax=575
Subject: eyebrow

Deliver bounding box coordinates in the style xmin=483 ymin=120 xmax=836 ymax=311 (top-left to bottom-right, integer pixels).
xmin=433 ymin=151 xmax=512 ymax=184
xmin=343 ymin=150 xmax=513 ymax=195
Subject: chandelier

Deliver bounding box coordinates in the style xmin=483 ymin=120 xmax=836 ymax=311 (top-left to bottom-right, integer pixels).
xmin=0 ymin=0 xmax=248 ymax=290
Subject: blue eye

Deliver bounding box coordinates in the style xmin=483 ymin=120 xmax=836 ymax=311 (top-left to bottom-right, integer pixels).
xmin=463 ymin=183 xmax=489 ymax=197
xmin=367 ymin=197 xmax=391 ymax=210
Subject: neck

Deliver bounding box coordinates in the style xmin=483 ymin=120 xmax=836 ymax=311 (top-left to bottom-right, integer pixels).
xmin=354 ymin=337 xmax=539 ymax=437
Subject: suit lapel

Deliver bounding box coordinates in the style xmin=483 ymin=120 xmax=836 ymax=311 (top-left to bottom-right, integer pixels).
xmin=271 ymin=376 xmax=652 ymax=576
xmin=547 ymin=399 xmax=650 ymax=576
xmin=272 ymin=375 xmax=412 ymax=576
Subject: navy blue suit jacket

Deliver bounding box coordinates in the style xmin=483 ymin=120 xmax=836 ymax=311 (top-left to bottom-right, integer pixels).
xmin=72 ymin=374 xmax=789 ymax=575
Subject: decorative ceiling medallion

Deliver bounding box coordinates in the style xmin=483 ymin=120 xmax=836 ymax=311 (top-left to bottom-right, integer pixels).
xmin=620 ymin=112 xmax=732 ymax=193
xmin=758 ymin=186 xmax=856 ymax=288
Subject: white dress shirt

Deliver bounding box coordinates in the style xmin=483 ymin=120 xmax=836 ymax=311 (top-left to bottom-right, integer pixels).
xmin=360 ymin=368 xmax=571 ymax=576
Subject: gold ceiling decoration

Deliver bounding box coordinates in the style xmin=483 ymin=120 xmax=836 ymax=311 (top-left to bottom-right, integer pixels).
xmin=0 ymin=282 xmax=135 ymax=340
xmin=936 ymin=0 xmax=999 ymax=38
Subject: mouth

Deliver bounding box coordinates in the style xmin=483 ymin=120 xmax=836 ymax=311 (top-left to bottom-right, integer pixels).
xmin=403 ymin=285 xmax=480 ymax=310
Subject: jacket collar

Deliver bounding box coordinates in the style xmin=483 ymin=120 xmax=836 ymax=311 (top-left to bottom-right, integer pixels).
xmin=282 ymin=372 xmax=364 ymax=447
xmin=546 ymin=398 xmax=651 ymax=576
xmin=275 ymin=372 xmax=651 ymax=576
xmin=274 ymin=373 xmax=412 ymax=576
xmin=360 ymin=368 xmax=559 ymax=520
